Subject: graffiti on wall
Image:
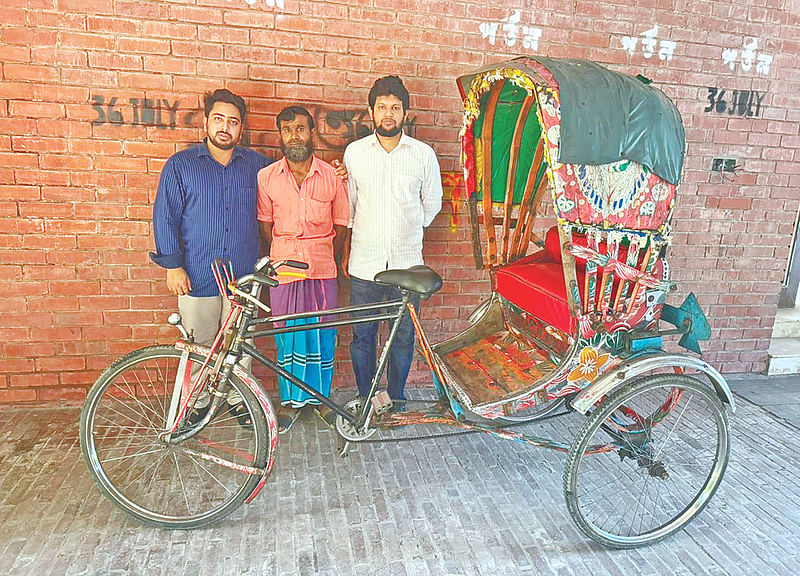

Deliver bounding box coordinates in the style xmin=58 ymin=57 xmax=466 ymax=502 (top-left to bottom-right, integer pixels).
xmin=620 ymin=26 xmax=677 ymax=62
xmin=313 ymin=108 xmax=417 ymax=150
xmin=479 ymin=10 xmax=542 ymax=50
xmin=704 ymin=88 xmax=766 ymax=117
xmin=441 ymin=171 xmax=465 ymax=232
xmin=722 ymin=38 xmax=773 ymax=75
xmin=91 ymin=96 xmax=189 ymax=128
xmin=89 ymin=96 xmax=416 ymax=151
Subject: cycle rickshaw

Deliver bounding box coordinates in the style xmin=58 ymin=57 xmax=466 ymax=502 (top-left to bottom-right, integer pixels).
xmin=80 ymin=57 xmax=733 ymax=549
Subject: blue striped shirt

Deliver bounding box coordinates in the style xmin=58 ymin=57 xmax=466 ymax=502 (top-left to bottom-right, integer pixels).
xmin=150 ymin=142 xmax=272 ymax=297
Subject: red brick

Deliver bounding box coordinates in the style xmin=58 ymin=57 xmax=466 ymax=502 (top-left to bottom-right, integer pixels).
xmin=169 ymin=5 xmax=223 ymax=25
xmin=94 ymin=156 xmax=148 ymax=172
xmin=37 ymin=386 xmax=89 ymax=401
xmin=197 ymin=24 xmax=246 ymax=44
xmin=89 ymin=51 xmax=143 ymax=71
xmin=223 ymin=8 xmax=275 ymax=28
xmin=141 ymin=20 xmax=197 ymax=40
xmin=1 ymin=27 xmax=59 ymax=47
xmin=0 ymin=389 xmax=37 ymax=403
xmin=0 ymin=358 xmax=36 ymax=373
xmin=59 ymin=31 xmax=115 ymax=51
xmin=27 ymin=10 xmax=88 ymax=30
xmin=0 ymin=44 xmax=31 ymax=62
xmin=8 ymin=101 xmax=65 ymax=119
xmin=115 ymin=0 xmax=168 ymax=19
xmin=87 ymin=16 xmax=139 ymax=35
xmin=30 ymin=48 xmax=88 ymax=67
xmin=143 ymin=55 xmax=197 ymax=75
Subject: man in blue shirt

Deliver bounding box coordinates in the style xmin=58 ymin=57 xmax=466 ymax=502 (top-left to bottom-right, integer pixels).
xmin=151 ymin=89 xmax=270 ymax=424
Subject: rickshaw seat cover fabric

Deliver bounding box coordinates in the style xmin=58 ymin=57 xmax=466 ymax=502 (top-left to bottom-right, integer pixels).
xmin=495 ymin=252 xmax=576 ymax=334
xmin=530 ymin=57 xmax=685 ymax=185
xmin=374 ymin=265 xmax=443 ymax=297
xmin=496 ymin=226 xmax=663 ymax=334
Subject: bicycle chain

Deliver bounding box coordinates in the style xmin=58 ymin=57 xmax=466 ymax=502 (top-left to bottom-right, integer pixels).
xmin=350 ymin=404 xmax=573 ymax=444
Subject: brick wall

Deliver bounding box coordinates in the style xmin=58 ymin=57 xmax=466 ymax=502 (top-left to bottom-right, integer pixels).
xmin=1 ymin=0 xmax=798 ymax=403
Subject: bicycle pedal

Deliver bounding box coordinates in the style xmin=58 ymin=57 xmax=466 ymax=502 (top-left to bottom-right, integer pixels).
xmin=371 ymin=391 xmax=393 ymax=415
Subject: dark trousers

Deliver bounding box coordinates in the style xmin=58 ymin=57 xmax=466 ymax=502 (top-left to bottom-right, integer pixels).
xmin=349 ymin=276 xmax=420 ymax=400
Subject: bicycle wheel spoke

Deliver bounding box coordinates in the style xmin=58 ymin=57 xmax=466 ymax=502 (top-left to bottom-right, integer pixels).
xmin=183 ymin=450 xmax=235 ymax=495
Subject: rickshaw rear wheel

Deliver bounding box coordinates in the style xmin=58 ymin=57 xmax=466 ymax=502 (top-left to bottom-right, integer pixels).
xmin=563 ymin=374 xmax=729 ymax=548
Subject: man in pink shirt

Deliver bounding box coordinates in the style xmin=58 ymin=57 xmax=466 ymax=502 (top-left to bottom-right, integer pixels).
xmin=257 ymin=105 xmax=349 ymax=432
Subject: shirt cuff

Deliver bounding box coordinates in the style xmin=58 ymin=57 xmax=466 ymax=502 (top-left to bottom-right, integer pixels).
xmin=149 ymin=251 xmax=183 ymax=269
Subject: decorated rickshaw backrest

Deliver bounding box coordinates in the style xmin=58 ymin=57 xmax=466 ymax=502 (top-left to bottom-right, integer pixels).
xmin=458 ymin=57 xmax=685 ymax=338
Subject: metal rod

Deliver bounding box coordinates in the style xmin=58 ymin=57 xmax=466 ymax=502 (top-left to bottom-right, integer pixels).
xmin=247 ymin=313 xmax=399 ymax=339
xmin=358 ymin=295 xmax=410 ymax=429
xmin=240 ymin=343 xmax=357 ymax=423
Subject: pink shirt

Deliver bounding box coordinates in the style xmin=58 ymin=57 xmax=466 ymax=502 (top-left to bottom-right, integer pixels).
xmin=257 ymin=156 xmax=349 ymax=283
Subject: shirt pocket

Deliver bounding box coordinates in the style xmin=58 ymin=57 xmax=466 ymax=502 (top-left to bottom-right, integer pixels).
xmin=306 ymin=186 xmax=335 ymax=227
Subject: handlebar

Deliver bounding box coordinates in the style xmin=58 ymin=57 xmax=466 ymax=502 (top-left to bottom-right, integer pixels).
xmin=239 ymin=258 xmax=309 ymax=290
xmin=213 ymin=257 xmax=308 ymax=312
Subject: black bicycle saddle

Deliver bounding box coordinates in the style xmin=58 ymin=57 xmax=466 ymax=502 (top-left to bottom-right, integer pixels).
xmin=374 ymin=265 xmax=443 ymax=298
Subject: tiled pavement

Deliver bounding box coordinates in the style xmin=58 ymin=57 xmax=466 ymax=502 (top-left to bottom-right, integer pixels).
xmin=1 ymin=379 xmax=799 ymax=576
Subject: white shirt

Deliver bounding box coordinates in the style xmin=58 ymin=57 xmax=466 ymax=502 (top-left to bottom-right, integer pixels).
xmin=343 ymin=132 xmax=443 ymax=281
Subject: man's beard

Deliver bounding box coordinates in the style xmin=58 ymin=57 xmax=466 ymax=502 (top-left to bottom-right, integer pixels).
xmin=281 ymin=139 xmax=314 ymax=162
xmin=208 ymin=131 xmax=237 ymax=150
xmin=375 ymin=119 xmax=403 ymax=138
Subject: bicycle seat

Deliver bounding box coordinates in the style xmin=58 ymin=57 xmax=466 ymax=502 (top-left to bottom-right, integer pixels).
xmin=374 ymin=265 xmax=443 ymax=298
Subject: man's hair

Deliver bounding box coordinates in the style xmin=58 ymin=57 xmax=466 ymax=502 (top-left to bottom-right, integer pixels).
xmin=368 ymin=76 xmax=409 ymax=111
xmin=203 ymin=89 xmax=246 ymax=121
xmin=276 ymin=105 xmax=315 ymax=131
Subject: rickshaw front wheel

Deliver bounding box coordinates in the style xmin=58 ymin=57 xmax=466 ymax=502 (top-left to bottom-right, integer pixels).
xmin=563 ymin=374 xmax=730 ymax=548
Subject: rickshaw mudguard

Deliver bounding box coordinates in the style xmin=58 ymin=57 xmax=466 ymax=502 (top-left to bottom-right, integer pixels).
xmin=174 ymin=341 xmax=279 ymax=501
xmin=570 ymin=353 xmax=735 ymax=415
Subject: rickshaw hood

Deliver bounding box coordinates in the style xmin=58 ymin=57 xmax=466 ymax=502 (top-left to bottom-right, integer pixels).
xmin=457 ymin=57 xmax=685 ymax=185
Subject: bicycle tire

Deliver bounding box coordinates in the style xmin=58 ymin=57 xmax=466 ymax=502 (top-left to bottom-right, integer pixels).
xmin=80 ymin=345 xmax=271 ymax=529
xmin=564 ymin=373 xmax=730 ymax=548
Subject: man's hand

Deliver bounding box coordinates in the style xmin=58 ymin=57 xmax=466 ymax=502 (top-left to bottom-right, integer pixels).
xmin=331 ymin=159 xmax=348 ymax=180
xmin=339 ymin=230 xmax=351 ymax=278
xmin=167 ymin=267 xmax=192 ymax=296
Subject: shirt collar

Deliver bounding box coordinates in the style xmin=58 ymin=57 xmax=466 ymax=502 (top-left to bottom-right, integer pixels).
xmin=277 ymin=155 xmax=321 ymax=177
xmin=197 ymin=140 xmax=246 ymax=162
xmin=369 ymin=131 xmax=407 ymax=151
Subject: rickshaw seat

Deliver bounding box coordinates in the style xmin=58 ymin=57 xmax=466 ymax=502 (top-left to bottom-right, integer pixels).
xmin=496 ymin=250 xmax=575 ymax=334
xmin=495 ymin=227 xmax=654 ymax=334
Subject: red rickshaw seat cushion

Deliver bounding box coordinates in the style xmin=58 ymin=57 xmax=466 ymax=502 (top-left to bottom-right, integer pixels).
xmin=495 ymin=250 xmax=576 ymax=334
xmin=496 ymin=227 xmax=658 ymax=334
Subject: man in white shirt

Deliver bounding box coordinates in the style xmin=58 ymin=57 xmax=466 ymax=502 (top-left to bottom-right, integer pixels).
xmin=342 ymin=75 xmax=443 ymax=412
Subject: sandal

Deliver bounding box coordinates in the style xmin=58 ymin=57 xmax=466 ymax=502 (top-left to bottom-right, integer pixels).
xmin=277 ymin=406 xmax=300 ymax=435
xmin=227 ymin=401 xmax=253 ymax=429
xmin=313 ymin=405 xmax=337 ymax=429
xmin=185 ymin=404 xmax=210 ymax=427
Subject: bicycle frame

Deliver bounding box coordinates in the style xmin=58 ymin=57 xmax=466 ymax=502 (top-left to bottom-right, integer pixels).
xmin=166 ymin=269 xmax=423 ymax=444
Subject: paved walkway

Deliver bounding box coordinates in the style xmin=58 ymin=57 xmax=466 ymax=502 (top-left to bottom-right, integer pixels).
xmin=1 ymin=377 xmax=799 ymax=576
